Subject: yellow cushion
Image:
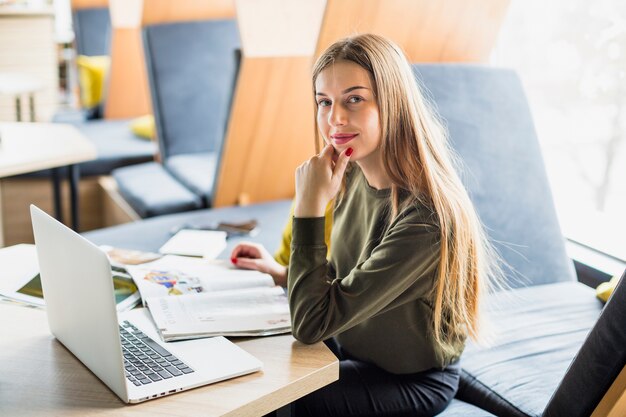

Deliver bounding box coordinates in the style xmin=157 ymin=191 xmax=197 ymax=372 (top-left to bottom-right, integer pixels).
xmin=596 ymin=274 xmax=620 ymax=302
xmin=130 ymin=114 xmax=156 ymax=140
xmin=76 ymin=55 xmax=110 ymax=109
xmin=274 ymin=199 xmax=334 ymax=266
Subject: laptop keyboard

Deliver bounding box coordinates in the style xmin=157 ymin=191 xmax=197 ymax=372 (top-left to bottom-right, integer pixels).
xmin=120 ymin=321 xmax=194 ymax=386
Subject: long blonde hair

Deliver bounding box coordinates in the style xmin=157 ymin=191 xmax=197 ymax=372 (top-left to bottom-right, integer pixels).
xmin=312 ymin=34 xmax=501 ymax=354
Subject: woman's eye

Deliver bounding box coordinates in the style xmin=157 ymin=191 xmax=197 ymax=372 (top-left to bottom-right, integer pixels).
xmin=347 ymin=96 xmax=363 ymax=104
xmin=318 ymin=99 xmax=331 ymax=107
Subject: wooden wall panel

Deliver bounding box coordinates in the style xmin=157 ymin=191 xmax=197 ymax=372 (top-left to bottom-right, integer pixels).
xmin=212 ymin=0 xmax=325 ymax=207
xmin=236 ymin=0 xmax=324 ymax=57
xmin=214 ymin=57 xmax=316 ymax=207
xmin=71 ymin=0 xmax=108 ymax=9
xmin=316 ymin=0 xmax=510 ymax=62
xmin=104 ymin=26 xmax=152 ymax=119
xmin=141 ymin=0 xmax=235 ymax=26
xmin=592 ymin=365 xmax=626 ymax=417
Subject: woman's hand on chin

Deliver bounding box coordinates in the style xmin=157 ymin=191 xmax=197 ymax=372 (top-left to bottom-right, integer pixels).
xmin=294 ymin=144 xmax=352 ymax=217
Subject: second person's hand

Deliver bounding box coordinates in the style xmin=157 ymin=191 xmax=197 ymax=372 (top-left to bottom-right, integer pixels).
xmin=230 ymin=242 xmax=287 ymax=287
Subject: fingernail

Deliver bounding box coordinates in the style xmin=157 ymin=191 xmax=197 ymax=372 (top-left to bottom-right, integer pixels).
xmin=346 ymin=148 xmax=353 ymax=157
xmin=231 ymin=257 xmax=237 ymax=264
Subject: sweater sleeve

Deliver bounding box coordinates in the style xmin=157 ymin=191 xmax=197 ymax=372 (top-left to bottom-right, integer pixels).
xmin=288 ymin=216 xmax=440 ymax=344
xmin=274 ymin=201 xmax=334 ymax=266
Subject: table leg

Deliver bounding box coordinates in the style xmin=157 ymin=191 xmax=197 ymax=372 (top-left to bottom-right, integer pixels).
xmin=15 ymin=96 xmax=22 ymax=122
xmin=29 ymin=94 xmax=36 ymax=122
xmin=51 ymin=168 xmax=63 ymax=223
xmin=69 ymin=164 xmax=80 ymax=231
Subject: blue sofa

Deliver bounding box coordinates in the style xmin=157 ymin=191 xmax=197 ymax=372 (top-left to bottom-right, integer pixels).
xmin=84 ymin=64 xmax=624 ymax=416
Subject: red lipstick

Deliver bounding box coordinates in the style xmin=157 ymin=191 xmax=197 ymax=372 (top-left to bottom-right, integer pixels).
xmin=331 ymin=133 xmax=357 ymax=145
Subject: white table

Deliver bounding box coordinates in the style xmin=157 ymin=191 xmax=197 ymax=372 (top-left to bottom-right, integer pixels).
xmin=0 ymin=72 xmax=44 ymax=122
xmin=0 ymin=122 xmax=97 ymax=245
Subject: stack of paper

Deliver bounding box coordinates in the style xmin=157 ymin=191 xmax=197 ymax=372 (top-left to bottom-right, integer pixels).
xmin=158 ymin=229 xmax=227 ymax=259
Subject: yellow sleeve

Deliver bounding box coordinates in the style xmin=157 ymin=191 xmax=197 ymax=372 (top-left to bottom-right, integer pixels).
xmin=274 ymin=199 xmax=333 ymax=266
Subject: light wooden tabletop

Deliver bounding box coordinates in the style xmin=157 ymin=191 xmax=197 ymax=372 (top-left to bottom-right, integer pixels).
xmin=0 ymin=122 xmax=97 ymax=178
xmin=0 ymin=301 xmax=339 ymax=417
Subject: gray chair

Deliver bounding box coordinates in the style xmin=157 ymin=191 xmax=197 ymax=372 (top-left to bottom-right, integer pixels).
xmin=414 ymin=64 xmax=575 ymax=289
xmin=111 ymin=18 xmax=241 ymax=218
xmin=454 ymin=276 xmax=626 ymax=417
xmin=413 ymin=64 xmax=621 ymax=416
xmin=146 ymin=19 xmax=240 ymax=205
xmin=73 ymin=7 xmax=111 ymax=57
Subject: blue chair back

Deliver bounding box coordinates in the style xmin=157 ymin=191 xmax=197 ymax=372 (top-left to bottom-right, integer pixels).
xmin=73 ymin=7 xmax=111 ymax=56
xmin=143 ymin=19 xmax=241 ymax=161
xmin=413 ymin=64 xmax=576 ymax=288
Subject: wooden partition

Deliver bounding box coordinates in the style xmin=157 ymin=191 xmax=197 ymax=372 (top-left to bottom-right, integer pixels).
xmin=71 ymin=0 xmax=108 ymax=8
xmin=316 ymin=0 xmax=510 ymax=62
xmin=141 ymin=0 xmax=235 ymax=26
xmin=104 ymin=0 xmax=150 ymax=119
xmin=592 ymin=364 xmax=626 ymax=417
xmin=213 ymin=0 xmax=509 ymax=206
xmin=212 ymin=0 xmax=325 ymax=207
xmin=104 ymin=0 xmax=236 ymax=119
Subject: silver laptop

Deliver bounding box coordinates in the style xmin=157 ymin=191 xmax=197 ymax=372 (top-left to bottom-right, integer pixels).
xmin=30 ymin=205 xmax=262 ymax=403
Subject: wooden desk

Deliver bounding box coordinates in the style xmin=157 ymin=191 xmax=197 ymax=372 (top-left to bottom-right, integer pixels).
xmin=0 ymin=122 xmax=97 ymax=245
xmin=0 ymin=301 xmax=339 ymax=416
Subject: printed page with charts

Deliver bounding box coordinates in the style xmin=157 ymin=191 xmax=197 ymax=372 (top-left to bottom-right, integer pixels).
xmin=125 ymin=255 xmax=291 ymax=342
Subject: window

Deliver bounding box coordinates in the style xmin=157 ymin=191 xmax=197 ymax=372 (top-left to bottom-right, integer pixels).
xmin=492 ymin=0 xmax=626 ymax=261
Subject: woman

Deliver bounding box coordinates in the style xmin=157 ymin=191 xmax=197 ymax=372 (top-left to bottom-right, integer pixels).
xmin=231 ymin=34 xmax=499 ymax=416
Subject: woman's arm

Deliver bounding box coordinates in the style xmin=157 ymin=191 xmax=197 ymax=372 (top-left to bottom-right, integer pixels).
xmin=288 ymin=216 xmax=440 ymax=344
xmin=273 ymin=199 xmax=335 ymax=267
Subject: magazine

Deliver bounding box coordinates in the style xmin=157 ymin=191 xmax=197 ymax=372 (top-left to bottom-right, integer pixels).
xmin=0 ymin=244 xmax=142 ymax=312
xmin=125 ymin=255 xmax=291 ymax=342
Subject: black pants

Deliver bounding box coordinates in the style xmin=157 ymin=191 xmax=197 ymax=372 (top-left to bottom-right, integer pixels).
xmin=293 ymin=338 xmax=460 ymax=417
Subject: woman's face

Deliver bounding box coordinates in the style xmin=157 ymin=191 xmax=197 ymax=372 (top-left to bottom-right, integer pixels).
xmin=315 ymin=60 xmax=381 ymax=163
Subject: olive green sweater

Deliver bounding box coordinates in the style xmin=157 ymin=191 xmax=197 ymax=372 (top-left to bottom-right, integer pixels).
xmin=288 ymin=166 xmax=464 ymax=374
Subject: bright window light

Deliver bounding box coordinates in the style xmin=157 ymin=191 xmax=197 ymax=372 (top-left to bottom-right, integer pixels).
xmin=492 ymin=0 xmax=626 ymax=261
